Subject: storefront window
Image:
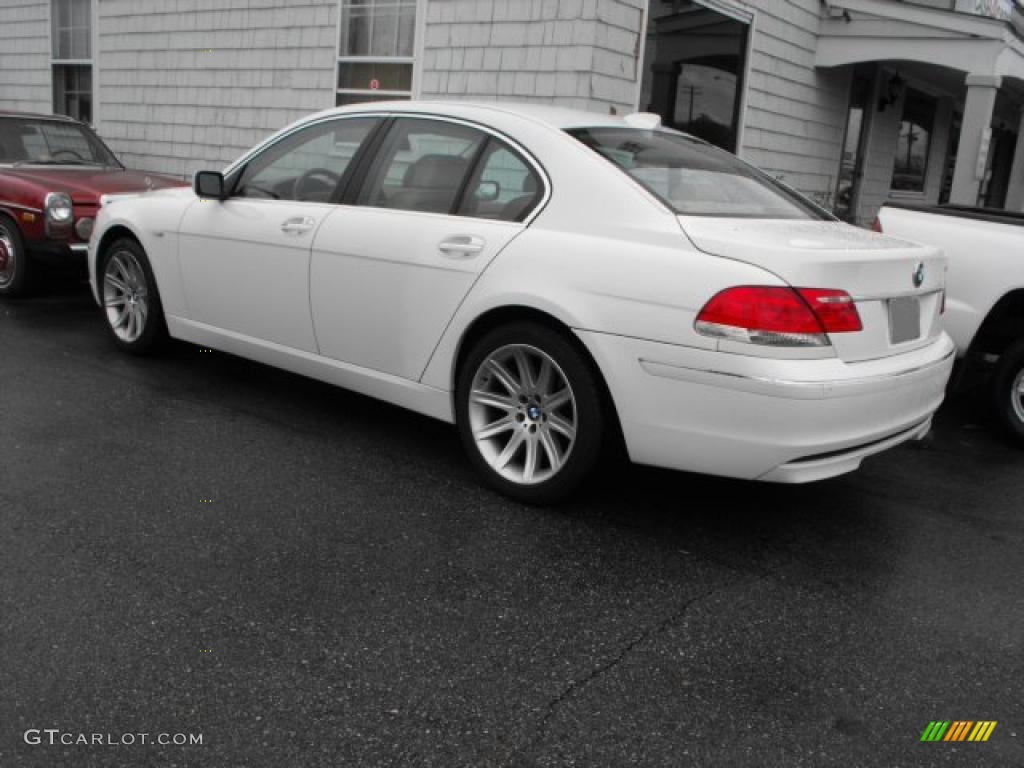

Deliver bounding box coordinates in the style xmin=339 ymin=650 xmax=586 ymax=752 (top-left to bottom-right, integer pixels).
xmin=891 ymin=88 xmax=936 ymax=193
xmin=337 ymin=0 xmax=417 ymax=106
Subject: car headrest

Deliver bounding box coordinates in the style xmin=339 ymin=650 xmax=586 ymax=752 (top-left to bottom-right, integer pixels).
xmin=403 ymin=154 xmax=470 ymax=189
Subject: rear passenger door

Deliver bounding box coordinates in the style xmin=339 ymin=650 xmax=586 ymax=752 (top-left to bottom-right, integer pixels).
xmin=310 ymin=116 xmax=545 ymax=381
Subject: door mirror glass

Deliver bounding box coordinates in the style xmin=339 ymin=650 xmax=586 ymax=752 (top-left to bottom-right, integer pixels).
xmin=194 ymin=170 xmax=226 ymax=200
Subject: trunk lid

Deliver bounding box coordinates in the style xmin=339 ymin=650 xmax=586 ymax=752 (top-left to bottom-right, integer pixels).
xmin=679 ymin=217 xmax=946 ymax=362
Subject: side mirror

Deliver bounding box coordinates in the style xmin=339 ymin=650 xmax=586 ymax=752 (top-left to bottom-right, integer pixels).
xmin=474 ymin=180 xmax=500 ymax=202
xmin=194 ymin=170 xmax=226 ymax=201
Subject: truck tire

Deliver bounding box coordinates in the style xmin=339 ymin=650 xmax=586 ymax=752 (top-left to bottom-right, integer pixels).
xmin=991 ymin=339 xmax=1024 ymax=446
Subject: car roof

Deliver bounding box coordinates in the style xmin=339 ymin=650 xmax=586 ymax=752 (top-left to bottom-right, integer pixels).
xmin=321 ymin=100 xmax=634 ymax=131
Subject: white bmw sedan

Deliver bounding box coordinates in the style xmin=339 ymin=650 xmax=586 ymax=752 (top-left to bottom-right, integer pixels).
xmin=88 ymin=101 xmax=955 ymax=503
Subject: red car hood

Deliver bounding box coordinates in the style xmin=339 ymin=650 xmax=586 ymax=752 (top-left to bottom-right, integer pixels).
xmin=4 ymin=167 xmax=186 ymax=204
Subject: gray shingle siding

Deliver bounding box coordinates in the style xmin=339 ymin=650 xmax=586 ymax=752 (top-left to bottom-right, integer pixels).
xmin=0 ymin=0 xmax=51 ymax=115
xmin=741 ymin=0 xmax=850 ymax=210
xmin=419 ymin=0 xmax=645 ymax=114
xmin=97 ymin=0 xmax=338 ymax=178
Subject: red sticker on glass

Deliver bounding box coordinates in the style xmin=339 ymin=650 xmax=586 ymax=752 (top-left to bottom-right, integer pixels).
xmin=369 ymin=79 xmax=380 ymax=90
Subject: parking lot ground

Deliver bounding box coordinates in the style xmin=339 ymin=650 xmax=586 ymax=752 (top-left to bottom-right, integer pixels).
xmin=1 ymin=277 xmax=1022 ymax=767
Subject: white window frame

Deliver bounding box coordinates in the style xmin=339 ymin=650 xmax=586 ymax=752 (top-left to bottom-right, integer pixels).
xmin=335 ymin=0 xmax=425 ymax=105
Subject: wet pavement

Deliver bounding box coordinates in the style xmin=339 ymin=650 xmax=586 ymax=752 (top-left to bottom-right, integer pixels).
xmin=1 ymin=277 xmax=1022 ymax=767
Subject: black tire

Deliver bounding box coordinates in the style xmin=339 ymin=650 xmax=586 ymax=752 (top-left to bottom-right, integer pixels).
xmin=98 ymin=236 xmax=168 ymax=355
xmin=456 ymin=322 xmax=606 ymax=504
xmin=0 ymin=213 xmax=32 ymax=297
xmin=991 ymin=338 xmax=1024 ymax=446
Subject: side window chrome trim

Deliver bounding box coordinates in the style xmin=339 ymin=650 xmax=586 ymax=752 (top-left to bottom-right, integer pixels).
xmin=226 ymin=111 xmax=552 ymax=226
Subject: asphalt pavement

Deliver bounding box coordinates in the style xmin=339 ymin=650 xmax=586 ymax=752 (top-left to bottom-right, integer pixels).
xmin=1 ymin=276 xmax=1022 ymax=767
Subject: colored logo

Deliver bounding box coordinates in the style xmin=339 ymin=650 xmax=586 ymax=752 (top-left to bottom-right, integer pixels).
xmin=913 ymin=262 xmax=925 ymax=288
xmin=920 ymin=721 xmax=997 ymax=742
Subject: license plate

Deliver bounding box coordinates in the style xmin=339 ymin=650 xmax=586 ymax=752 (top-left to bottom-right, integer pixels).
xmin=889 ymin=296 xmax=921 ymax=344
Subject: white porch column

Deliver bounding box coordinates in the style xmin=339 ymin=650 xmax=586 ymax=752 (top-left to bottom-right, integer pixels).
xmin=949 ymin=74 xmax=1001 ymax=206
xmin=1005 ymin=108 xmax=1024 ymax=212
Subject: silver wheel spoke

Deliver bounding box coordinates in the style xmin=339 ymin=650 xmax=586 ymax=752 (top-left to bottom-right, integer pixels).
xmin=487 ymin=359 xmax=522 ymax=396
xmin=522 ymin=437 xmax=539 ymax=483
xmin=547 ymin=412 xmax=577 ymax=441
xmin=104 ymin=296 xmax=127 ymax=308
xmin=112 ymin=308 xmax=130 ymax=329
xmin=106 ymin=274 xmax=129 ymax=294
xmin=546 ymin=388 xmax=572 ymax=410
xmin=538 ymin=428 xmax=563 ymax=471
xmin=474 ymin=415 xmax=515 ymax=441
xmin=535 ymin=357 xmax=553 ymax=394
xmin=512 ymin=347 xmax=535 ymax=391
xmin=470 ymin=390 xmax=517 ymax=412
xmin=495 ymin=430 xmax=526 ymax=469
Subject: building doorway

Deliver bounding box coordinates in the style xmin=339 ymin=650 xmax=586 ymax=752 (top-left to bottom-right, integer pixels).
xmin=639 ymin=1 xmax=749 ymax=152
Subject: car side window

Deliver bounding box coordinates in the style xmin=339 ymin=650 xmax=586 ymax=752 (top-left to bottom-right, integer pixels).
xmin=457 ymin=141 xmax=543 ymax=222
xmin=235 ymin=117 xmax=378 ymax=203
xmin=358 ymin=118 xmax=486 ymax=215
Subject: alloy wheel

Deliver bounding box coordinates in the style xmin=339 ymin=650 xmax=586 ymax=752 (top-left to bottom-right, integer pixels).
xmin=103 ymin=249 xmax=150 ymax=343
xmin=467 ymin=343 xmax=578 ymax=485
xmin=0 ymin=225 xmax=16 ymax=288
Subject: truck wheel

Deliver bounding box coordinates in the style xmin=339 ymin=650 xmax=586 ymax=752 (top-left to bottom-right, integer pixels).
xmin=992 ymin=339 xmax=1024 ymax=446
xmin=0 ymin=214 xmax=31 ymax=297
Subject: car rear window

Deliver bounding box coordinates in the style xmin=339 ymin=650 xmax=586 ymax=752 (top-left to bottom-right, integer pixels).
xmin=567 ymin=127 xmax=830 ymax=220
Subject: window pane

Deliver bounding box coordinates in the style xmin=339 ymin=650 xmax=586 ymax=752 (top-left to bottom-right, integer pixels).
xmin=337 ymin=61 xmax=412 ymax=92
xmin=891 ymin=88 xmax=936 ymax=193
xmin=359 ymin=118 xmax=486 ymax=214
xmin=569 ymin=127 xmax=828 ymax=219
xmin=340 ymin=0 xmax=416 ymax=57
xmin=459 ymin=142 xmax=542 ymax=221
xmin=52 ymin=0 xmax=90 ymax=59
xmin=53 ymin=64 xmax=93 ymax=123
xmin=397 ymin=5 xmax=416 ymax=57
xmin=236 ymin=117 xmax=378 ymax=202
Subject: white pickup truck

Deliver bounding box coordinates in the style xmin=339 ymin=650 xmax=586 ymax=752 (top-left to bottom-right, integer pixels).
xmin=877 ymin=202 xmax=1024 ymax=443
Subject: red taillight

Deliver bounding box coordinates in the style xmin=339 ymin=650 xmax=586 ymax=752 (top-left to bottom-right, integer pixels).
xmin=871 ymin=217 xmax=882 ymax=233
xmin=695 ymin=286 xmax=862 ymax=347
xmin=796 ymin=288 xmax=863 ymax=333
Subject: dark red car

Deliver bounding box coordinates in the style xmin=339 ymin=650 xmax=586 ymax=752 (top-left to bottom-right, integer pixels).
xmin=0 ymin=111 xmax=186 ymax=296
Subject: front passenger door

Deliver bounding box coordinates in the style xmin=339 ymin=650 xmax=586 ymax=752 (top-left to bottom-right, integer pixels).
xmin=177 ymin=116 xmax=379 ymax=351
xmin=310 ymin=117 xmax=545 ymax=380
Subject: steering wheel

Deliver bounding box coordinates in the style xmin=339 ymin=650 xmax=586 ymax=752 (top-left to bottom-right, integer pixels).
xmin=293 ymin=168 xmax=341 ymax=201
xmin=51 ymin=148 xmax=86 ymax=161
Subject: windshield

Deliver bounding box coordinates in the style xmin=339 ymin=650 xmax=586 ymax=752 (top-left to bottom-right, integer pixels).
xmin=568 ymin=127 xmax=830 ymax=220
xmin=0 ymin=117 xmax=121 ymax=168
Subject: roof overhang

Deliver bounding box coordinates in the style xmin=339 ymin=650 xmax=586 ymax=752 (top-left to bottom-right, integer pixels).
xmin=817 ymin=0 xmax=1024 ymax=82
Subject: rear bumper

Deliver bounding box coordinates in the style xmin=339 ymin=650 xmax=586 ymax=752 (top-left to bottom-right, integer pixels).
xmin=577 ymin=330 xmax=956 ymax=483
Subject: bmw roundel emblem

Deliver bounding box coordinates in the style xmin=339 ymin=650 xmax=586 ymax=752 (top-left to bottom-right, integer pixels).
xmin=912 ymin=263 xmax=925 ymax=288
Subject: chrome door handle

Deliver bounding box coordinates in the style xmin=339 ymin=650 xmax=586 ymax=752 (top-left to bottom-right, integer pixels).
xmin=281 ymin=216 xmax=315 ymax=235
xmin=439 ymin=235 xmax=485 ymax=258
